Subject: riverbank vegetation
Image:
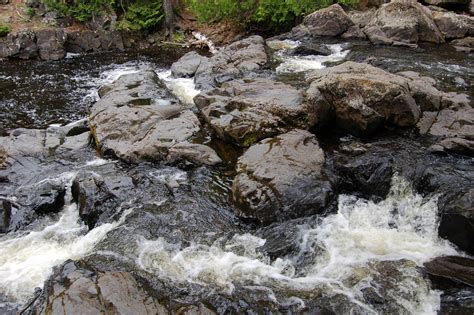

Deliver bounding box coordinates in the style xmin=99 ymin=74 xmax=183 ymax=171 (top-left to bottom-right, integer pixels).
xmin=186 ymin=0 xmax=359 ymax=30
xmin=0 ymin=23 xmax=10 ymax=37
xmin=40 ymin=0 xmax=359 ymax=32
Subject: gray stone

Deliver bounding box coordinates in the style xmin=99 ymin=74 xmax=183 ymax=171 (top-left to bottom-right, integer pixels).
xmin=363 ymin=0 xmax=444 ymax=44
xmin=307 ymin=62 xmax=421 ymax=135
xmin=36 ymin=28 xmax=67 ymax=61
xmin=171 ymin=51 xmax=209 ymax=78
xmin=194 ymin=78 xmax=314 ymax=146
xmin=36 ymin=261 xmax=168 ymax=315
xmin=232 ymin=129 xmax=334 ymax=225
xmin=451 ymin=36 xmax=474 ymax=53
xmin=301 ymin=4 xmax=354 ymax=37
xmin=432 ymin=10 xmax=474 ymax=39
xmin=90 ymin=71 xmax=219 ymax=165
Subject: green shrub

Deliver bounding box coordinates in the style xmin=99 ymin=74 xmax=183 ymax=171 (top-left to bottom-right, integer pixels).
xmin=0 ymin=24 xmax=10 ymax=37
xmin=26 ymin=7 xmax=36 ymax=18
xmin=116 ymin=1 xmax=164 ymax=31
xmin=42 ymin=0 xmax=164 ymax=30
xmin=186 ymin=0 xmax=360 ymax=30
xmin=42 ymin=0 xmax=115 ymax=22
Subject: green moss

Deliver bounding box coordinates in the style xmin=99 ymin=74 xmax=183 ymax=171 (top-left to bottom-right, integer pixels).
xmin=0 ymin=24 xmax=11 ymax=37
xmin=242 ymin=133 xmax=259 ymax=147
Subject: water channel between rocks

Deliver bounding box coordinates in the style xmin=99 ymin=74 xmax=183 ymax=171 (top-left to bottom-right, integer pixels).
xmin=0 ymin=40 xmax=472 ymax=314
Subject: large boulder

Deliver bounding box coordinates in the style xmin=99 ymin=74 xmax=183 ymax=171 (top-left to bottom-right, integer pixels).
xmin=232 ymin=130 xmax=335 ymax=225
xmin=71 ymin=171 xmax=136 ymax=228
xmin=194 ymin=78 xmax=319 ymax=146
xmin=431 ymin=10 xmax=474 ymax=39
xmin=170 ymin=36 xmax=267 ymax=91
xmin=0 ymin=121 xmax=90 ymax=161
xmin=363 ymin=0 xmax=444 ymax=44
xmin=35 ymin=28 xmax=67 ymax=61
xmin=300 ymin=4 xmax=354 ymax=37
xmin=437 ymin=188 xmax=474 ymax=254
xmin=1 ymin=178 xmax=67 ymax=233
xmin=34 ymin=260 xmax=168 ymax=315
xmin=89 ymin=71 xmax=220 ymax=165
xmin=307 ymin=62 xmax=421 ymax=135
xmin=425 ymin=256 xmax=474 ymax=287
xmin=0 ymin=29 xmax=37 ymax=59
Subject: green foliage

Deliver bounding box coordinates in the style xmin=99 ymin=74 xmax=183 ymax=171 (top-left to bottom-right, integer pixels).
xmin=42 ymin=0 xmax=116 ymax=22
xmin=173 ymin=31 xmax=186 ymax=42
xmin=26 ymin=7 xmax=36 ymax=18
xmin=0 ymin=23 xmax=10 ymax=37
xmin=42 ymin=0 xmax=164 ymax=30
xmin=186 ymin=0 xmax=359 ymax=30
xmin=116 ymin=1 xmax=164 ymax=31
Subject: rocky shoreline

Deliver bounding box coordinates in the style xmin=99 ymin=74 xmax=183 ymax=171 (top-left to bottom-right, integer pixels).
xmin=0 ymin=1 xmax=473 ymax=314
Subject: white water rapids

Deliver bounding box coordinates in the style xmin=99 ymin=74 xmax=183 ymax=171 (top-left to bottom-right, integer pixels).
xmin=274 ymin=41 xmax=350 ymax=74
xmin=0 ymin=46 xmax=463 ymax=313
xmin=137 ymin=175 xmax=458 ymax=314
xmin=0 ymin=172 xmax=130 ymax=305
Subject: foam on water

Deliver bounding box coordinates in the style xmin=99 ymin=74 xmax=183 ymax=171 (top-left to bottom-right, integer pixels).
xmin=276 ymin=43 xmax=350 ymax=74
xmin=137 ymin=176 xmax=458 ymax=313
xmin=0 ymin=172 xmax=130 ymax=304
xmin=156 ymin=70 xmax=200 ymax=106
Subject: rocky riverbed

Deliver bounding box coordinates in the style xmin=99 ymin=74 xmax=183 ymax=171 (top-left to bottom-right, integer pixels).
xmin=1 ymin=1 xmax=473 ymax=314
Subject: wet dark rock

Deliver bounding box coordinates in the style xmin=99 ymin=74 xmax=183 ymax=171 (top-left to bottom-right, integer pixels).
xmin=292 ymin=43 xmax=331 ymax=56
xmin=414 ymin=158 xmax=473 ymax=254
xmin=424 ymin=0 xmax=471 ymax=7
xmin=35 ymin=28 xmax=67 ymax=61
xmin=65 ymin=30 xmax=101 ymax=53
xmin=363 ymin=0 xmax=444 ymax=44
xmin=257 ymin=216 xmax=315 ymax=261
xmin=437 ymin=189 xmax=474 ymax=254
xmin=72 ymin=171 xmax=135 ymax=228
xmin=300 ymin=4 xmax=354 ymax=37
xmin=2 ymin=180 xmax=66 ymax=232
xmin=431 ymin=10 xmax=474 ymax=39
xmin=430 ymin=137 xmax=474 ymax=155
xmin=171 ymin=36 xmax=267 ymax=91
xmin=307 ymin=62 xmax=421 ymax=135
xmin=438 ymin=287 xmax=474 ymax=315
xmin=0 ymin=30 xmax=38 ymax=59
xmin=195 ymin=78 xmax=315 ymax=147
xmin=348 ymin=260 xmax=434 ymax=314
xmin=0 ymin=200 xmax=10 ymax=233
xmin=90 ymin=71 xmax=219 ymax=165
xmin=32 ymin=260 xmax=169 ymax=315
xmin=425 ymin=256 xmax=474 ymax=286
xmin=65 ymin=30 xmax=124 ymax=53
xmin=232 ymin=130 xmax=335 ymax=225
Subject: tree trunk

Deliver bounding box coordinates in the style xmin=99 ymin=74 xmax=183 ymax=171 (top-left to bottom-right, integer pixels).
xmin=163 ymin=0 xmax=175 ymax=36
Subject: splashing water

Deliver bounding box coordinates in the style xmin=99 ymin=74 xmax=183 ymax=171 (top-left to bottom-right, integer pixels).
xmin=276 ymin=43 xmax=350 ymax=74
xmin=0 ymin=173 xmax=130 ymax=304
xmin=156 ymin=70 xmax=201 ymax=107
xmin=137 ymin=176 xmax=458 ymax=313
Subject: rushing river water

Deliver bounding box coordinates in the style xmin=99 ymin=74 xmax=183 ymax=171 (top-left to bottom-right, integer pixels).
xmin=0 ymin=40 xmax=472 ymax=313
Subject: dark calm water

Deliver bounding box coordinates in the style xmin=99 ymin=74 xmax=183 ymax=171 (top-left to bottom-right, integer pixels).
xmin=0 ymin=47 xmax=190 ymax=136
